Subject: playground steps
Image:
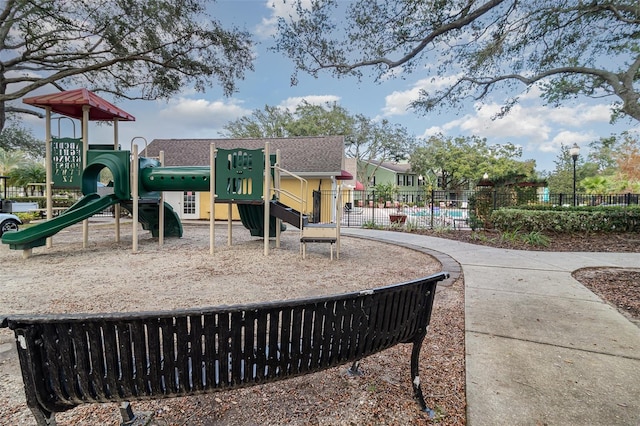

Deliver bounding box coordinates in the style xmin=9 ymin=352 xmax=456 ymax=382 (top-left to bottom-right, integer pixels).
xmin=300 ymin=223 xmax=338 ymax=260
xmin=269 ymin=200 xmax=309 ymax=229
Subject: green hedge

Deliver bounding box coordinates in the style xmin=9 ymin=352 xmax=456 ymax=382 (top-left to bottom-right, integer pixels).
xmin=491 ymin=206 xmax=640 ymax=233
xmin=4 ymin=196 xmax=78 ymax=208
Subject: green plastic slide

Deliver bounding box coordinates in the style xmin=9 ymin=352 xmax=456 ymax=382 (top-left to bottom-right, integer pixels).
xmin=2 ymin=194 xmax=120 ymax=250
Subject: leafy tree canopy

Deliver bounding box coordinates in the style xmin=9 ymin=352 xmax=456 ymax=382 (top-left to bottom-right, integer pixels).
xmin=8 ymin=161 xmax=46 ymax=195
xmin=0 ymin=147 xmax=29 ymax=176
xmin=0 ymin=0 xmax=254 ymax=131
xmin=0 ymin=125 xmax=44 ymax=158
xmin=274 ymin=0 xmax=640 ymax=123
xmin=222 ymin=105 xmax=294 ymax=138
xmin=588 ymin=136 xmax=622 ymax=174
xmin=612 ymin=132 xmax=640 ymax=189
xmin=222 ymin=101 xmax=416 ymax=184
xmin=546 ymin=143 xmax=598 ymax=194
xmin=583 ymin=132 xmax=640 ymax=192
xmin=410 ymin=134 xmax=535 ymax=191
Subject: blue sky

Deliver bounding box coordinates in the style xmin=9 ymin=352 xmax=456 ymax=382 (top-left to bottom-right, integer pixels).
xmin=20 ymin=0 xmax=640 ymax=173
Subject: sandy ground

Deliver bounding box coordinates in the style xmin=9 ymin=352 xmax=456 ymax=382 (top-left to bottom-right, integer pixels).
xmin=0 ymin=220 xmax=464 ymax=425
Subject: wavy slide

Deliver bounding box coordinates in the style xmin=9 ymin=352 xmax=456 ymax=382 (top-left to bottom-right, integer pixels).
xmin=2 ymin=193 xmax=120 ymax=250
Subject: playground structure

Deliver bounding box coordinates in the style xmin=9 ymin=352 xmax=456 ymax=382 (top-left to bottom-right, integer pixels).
xmin=3 ymin=89 xmax=342 ymax=258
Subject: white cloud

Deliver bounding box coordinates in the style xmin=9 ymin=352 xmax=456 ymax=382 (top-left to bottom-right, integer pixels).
xmin=381 ymin=75 xmax=462 ymax=117
xmin=421 ymin=126 xmax=446 ymax=138
xmin=385 ymin=76 xmax=619 ymax=163
xmin=449 ymin=103 xmax=553 ymax=141
xmin=92 ymin=97 xmax=254 ymax=149
xmin=278 ymin=95 xmax=341 ymax=110
xmin=431 ymin=100 xmax=614 ymax=150
xmin=519 ymin=84 xmax=544 ymax=101
xmin=409 ymin=97 xmax=625 ymax=172
xmin=255 ymin=0 xmax=313 ymax=38
xmin=543 ymin=130 xmax=598 ymax=153
xmin=27 ymin=90 xmax=260 ymax=144
xmin=546 ymin=104 xmax=613 ymax=127
xmin=158 ymin=97 xmax=251 ymax=128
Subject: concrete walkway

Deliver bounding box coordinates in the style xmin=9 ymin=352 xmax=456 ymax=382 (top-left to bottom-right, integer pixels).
xmin=341 ymin=228 xmax=640 ymax=426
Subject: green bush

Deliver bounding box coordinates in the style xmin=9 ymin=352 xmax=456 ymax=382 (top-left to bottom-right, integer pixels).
xmin=52 ymin=197 xmax=77 ymax=208
xmin=15 ymin=212 xmax=39 ymax=224
xmin=468 ymin=191 xmax=493 ymax=230
xmin=3 ymin=196 xmax=79 ymax=209
xmin=520 ymin=231 xmax=550 ymax=247
xmin=362 ymin=220 xmax=382 ymax=229
xmin=491 ymin=206 xmax=640 ymax=233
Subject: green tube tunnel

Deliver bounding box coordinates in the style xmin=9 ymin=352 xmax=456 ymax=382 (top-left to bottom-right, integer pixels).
xmin=139 ymin=167 xmax=212 ymax=193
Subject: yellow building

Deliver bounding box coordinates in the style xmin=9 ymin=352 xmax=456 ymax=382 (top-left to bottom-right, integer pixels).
xmin=142 ymin=137 xmax=347 ymax=223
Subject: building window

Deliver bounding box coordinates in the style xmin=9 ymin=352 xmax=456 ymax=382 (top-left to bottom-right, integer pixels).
xmin=183 ymin=191 xmax=196 ymax=215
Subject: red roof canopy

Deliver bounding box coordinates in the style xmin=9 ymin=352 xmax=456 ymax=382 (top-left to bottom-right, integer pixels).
xmin=336 ymin=169 xmax=353 ymax=180
xmin=23 ymin=88 xmax=135 ymax=121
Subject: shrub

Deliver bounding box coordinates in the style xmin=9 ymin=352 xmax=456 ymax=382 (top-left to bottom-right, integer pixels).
xmin=490 ymin=206 xmax=640 ymax=233
xmin=521 ymin=231 xmax=551 ymax=247
xmin=499 ymin=229 xmax=521 ymax=243
xmin=362 ymin=220 xmax=382 ymax=229
xmin=15 ymin=212 xmax=39 ymax=224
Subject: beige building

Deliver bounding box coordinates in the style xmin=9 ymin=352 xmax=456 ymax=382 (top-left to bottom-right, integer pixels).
xmin=142 ymin=136 xmax=346 ymax=222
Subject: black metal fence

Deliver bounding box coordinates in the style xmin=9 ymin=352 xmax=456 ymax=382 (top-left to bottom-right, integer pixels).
xmin=4 ymin=185 xmax=639 ymax=228
xmin=0 ymin=188 xmax=121 ymax=218
xmin=328 ymin=189 xmax=640 ymax=229
xmin=337 ymin=189 xmax=473 ymax=229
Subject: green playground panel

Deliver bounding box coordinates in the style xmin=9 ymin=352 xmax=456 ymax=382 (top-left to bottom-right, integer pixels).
xmin=215 ymin=148 xmax=265 ymax=201
xmin=139 ymin=148 xmax=271 ymax=202
xmin=51 ymin=137 xmax=83 ymax=188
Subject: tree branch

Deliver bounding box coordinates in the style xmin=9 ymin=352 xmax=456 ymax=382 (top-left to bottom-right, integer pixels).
xmin=312 ymin=0 xmax=507 ymax=73
xmin=6 ymin=106 xmax=44 ymax=118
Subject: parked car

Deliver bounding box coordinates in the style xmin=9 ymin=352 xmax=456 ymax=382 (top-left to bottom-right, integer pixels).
xmin=0 ymin=212 xmax=21 ymax=236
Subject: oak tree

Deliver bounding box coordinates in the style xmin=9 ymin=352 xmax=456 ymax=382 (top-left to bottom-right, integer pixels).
xmin=410 ymin=134 xmax=535 ymax=191
xmin=274 ymin=1 xmax=640 ymax=122
xmin=223 ymin=102 xmax=416 ymax=184
xmin=0 ymin=0 xmax=254 ymax=132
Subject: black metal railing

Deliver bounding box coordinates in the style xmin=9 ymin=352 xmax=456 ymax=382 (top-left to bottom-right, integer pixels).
xmin=329 ymin=189 xmax=640 ymax=229
xmin=3 ymin=185 xmax=639 ymax=228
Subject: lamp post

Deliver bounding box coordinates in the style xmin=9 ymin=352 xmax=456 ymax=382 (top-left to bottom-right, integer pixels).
xmin=569 ymin=143 xmax=580 ymax=206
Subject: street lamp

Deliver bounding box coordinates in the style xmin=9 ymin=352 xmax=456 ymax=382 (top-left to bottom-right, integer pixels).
xmin=569 ymin=143 xmax=580 ymax=206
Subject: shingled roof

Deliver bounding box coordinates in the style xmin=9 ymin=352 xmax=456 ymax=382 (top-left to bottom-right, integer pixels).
xmin=365 ymin=160 xmax=414 ymax=174
xmin=143 ymin=136 xmax=345 ymax=177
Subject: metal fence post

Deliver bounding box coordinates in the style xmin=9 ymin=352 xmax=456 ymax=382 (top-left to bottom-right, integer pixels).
xmin=430 ymin=188 xmax=435 ymax=229
xmin=371 ymin=190 xmax=376 ymax=226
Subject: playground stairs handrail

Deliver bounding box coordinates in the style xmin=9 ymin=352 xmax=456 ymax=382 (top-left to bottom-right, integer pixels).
xmin=272 ymin=164 xmax=308 ymax=236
